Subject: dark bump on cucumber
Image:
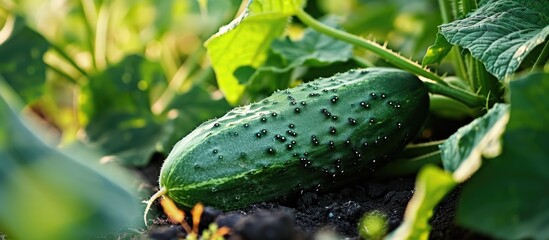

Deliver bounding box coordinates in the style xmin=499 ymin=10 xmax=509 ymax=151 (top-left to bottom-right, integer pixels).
xmin=329 ymin=126 xmax=337 ymax=135
xmin=348 ymin=118 xmax=357 ymax=125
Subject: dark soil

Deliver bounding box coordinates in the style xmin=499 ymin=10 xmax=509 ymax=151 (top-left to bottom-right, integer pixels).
xmin=138 ymin=157 xmax=489 ymax=240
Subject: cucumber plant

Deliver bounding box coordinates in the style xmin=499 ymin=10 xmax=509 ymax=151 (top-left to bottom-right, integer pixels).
xmin=1 ymin=0 xmax=547 ymax=239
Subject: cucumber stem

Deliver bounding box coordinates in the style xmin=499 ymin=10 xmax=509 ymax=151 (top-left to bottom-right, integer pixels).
xmin=400 ymin=140 xmax=446 ymax=158
xmin=375 ymin=151 xmax=442 ymax=179
xmin=293 ymin=6 xmax=446 ymax=85
xmin=143 ymin=187 xmax=167 ymax=226
xmin=293 ymin=4 xmax=485 ymax=109
xmin=423 ymin=81 xmax=485 ymax=108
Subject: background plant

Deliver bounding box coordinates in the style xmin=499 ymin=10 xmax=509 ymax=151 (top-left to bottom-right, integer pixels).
xmin=0 ymin=0 xmax=547 ymax=239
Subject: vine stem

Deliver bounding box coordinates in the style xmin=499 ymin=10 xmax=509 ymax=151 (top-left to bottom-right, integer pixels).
xmin=80 ymin=0 xmax=98 ymax=70
xmin=437 ymin=0 xmax=469 ymax=85
xmin=533 ymin=40 xmax=549 ymax=70
xmin=293 ymin=6 xmax=447 ymax=85
xmin=49 ymin=43 xmax=88 ymax=77
xmin=152 ymin=47 xmax=205 ymax=115
xmin=45 ymin=62 xmax=79 ymax=84
xmin=375 ymin=150 xmax=442 ymax=179
xmin=293 ymin=4 xmax=485 ymax=108
xmin=423 ymin=80 xmax=484 ymax=108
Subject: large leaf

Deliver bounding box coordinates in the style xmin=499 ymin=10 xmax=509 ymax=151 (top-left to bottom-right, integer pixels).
xmin=0 ymin=83 xmax=140 ymax=239
xmin=79 ymin=55 xmax=166 ymax=166
xmin=205 ymin=0 xmax=305 ymax=105
xmin=271 ymin=15 xmax=353 ymax=69
xmin=387 ymin=165 xmax=457 ymax=240
xmin=160 ymin=86 xmax=231 ymax=153
xmin=439 ymin=0 xmax=549 ymax=80
xmin=457 ymin=72 xmax=549 ymax=239
xmin=439 ymin=103 xmax=509 ymax=182
xmin=0 ymin=22 xmax=49 ymax=103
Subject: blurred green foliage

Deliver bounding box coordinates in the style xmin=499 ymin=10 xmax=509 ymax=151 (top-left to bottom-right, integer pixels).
xmin=0 ymin=81 xmax=141 ymax=239
xmin=0 ymin=0 xmax=446 ymax=238
xmin=0 ymin=0 xmax=441 ymax=166
xmin=1 ymin=0 xmax=548 ymax=239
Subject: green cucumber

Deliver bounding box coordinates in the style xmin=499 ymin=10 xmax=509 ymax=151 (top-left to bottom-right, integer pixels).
xmin=145 ymin=67 xmax=429 ymax=222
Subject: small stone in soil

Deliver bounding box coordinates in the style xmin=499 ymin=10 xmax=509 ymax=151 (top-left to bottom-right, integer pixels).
xmin=199 ymin=206 xmax=223 ymax=231
xmin=216 ymin=213 xmax=245 ymax=229
xmin=232 ymin=211 xmax=299 ymax=240
xmin=148 ymin=225 xmax=185 ymax=240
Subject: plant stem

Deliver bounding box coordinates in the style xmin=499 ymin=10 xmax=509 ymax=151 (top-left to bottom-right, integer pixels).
xmin=424 ymin=81 xmax=484 ymax=108
xmin=294 ymin=5 xmax=485 ymax=108
xmin=94 ymin=1 xmax=110 ymax=70
xmin=294 ymin=7 xmax=447 ymax=85
xmin=193 ymin=65 xmax=215 ymax=85
xmin=152 ymin=48 xmax=205 ymax=115
xmin=45 ymin=63 xmax=79 ymax=85
xmin=49 ymin=43 xmax=88 ymax=77
xmin=438 ymin=0 xmax=469 ymax=84
xmin=450 ymin=0 xmax=459 ymax=18
xmin=533 ymin=40 xmax=549 ymax=70
xmin=452 ymin=48 xmax=470 ymax=88
xmin=375 ymin=151 xmax=442 ymax=179
xmin=437 ymin=0 xmax=453 ymax=23
xmin=80 ymin=0 xmax=97 ymax=70
xmin=400 ymin=140 xmax=446 ymax=158
xmin=461 ymin=0 xmax=477 ymax=15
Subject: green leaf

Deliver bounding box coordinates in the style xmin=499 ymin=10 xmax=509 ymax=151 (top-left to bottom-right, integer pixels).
xmin=79 ymin=55 xmax=166 ymax=166
xmin=160 ymin=86 xmax=231 ymax=153
xmin=238 ymin=50 xmax=293 ymax=101
xmin=387 ymin=165 xmax=457 ymax=240
xmin=439 ymin=103 xmax=509 ymax=182
xmin=0 ymin=22 xmax=49 ymax=104
xmin=439 ymin=0 xmax=549 ymax=80
xmin=271 ymin=15 xmax=353 ymax=69
xmin=205 ymin=0 xmax=305 ymax=105
xmin=457 ymin=71 xmax=549 ymax=239
xmin=241 ymin=15 xmax=354 ymax=102
xmin=0 ymin=82 xmax=141 ymax=240
xmin=422 ymin=33 xmax=452 ymax=66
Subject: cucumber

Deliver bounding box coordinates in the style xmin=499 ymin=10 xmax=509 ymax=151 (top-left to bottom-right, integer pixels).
xmin=145 ymin=67 xmax=429 ymax=221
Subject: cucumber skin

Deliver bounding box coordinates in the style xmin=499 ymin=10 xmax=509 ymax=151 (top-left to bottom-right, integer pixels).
xmin=159 ymin=67 xmax=429 ymax=210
